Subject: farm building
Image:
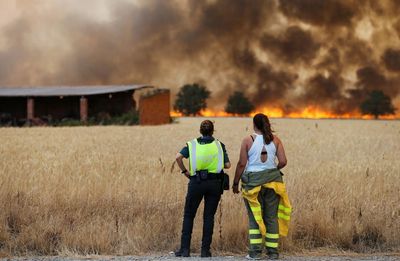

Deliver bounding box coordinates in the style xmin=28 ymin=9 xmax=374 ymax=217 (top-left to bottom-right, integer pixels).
xmin=139 ymin=89 xmax=171 ymax=125
xmin=0 ymin=85 xmax=171 ymax=126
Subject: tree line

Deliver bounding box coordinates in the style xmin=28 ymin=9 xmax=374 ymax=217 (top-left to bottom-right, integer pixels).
xmin=173 ymin=83 xmax=396 ymax=119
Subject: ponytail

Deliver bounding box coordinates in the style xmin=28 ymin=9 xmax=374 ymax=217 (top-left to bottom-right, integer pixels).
xmin=253 ymin=113 xmax=273 ymax=144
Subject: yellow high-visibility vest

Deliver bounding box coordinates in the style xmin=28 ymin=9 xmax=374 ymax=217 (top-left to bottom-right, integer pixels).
xmin=187 ymin=139 xmax=224 ymax=176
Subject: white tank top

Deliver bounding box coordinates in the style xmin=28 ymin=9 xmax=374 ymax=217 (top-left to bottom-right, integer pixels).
xmin=246 ymin=133 xmax=277 ymax=172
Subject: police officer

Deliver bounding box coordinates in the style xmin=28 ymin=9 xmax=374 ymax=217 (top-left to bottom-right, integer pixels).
xmin=175 ymin=120 xmax=231 ymax=257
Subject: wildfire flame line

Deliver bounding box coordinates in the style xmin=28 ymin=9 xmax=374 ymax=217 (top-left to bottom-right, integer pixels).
xmin=170 ymin=106 xmax=400 ymax=120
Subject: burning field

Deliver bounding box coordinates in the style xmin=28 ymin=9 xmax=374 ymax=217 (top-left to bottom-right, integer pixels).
xmin=1 ymin=0 xmax=400 ymax=118
xmin=0 ymin=118 xmax=399 ymax=256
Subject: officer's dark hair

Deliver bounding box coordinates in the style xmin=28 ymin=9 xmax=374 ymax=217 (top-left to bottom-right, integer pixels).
xmin=200 ymin=120 xmax=214 ymax=136
xmin=253 ymin=113 xmax=273 ymax=144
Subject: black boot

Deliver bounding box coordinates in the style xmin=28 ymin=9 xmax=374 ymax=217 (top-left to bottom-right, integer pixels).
xmin=175 ymin=248 xmax=190 ymax=257
xmin=267 ymin=253 xmax=279 ymax=260
xmin=201 ymin=249 xmax=212 ymax=257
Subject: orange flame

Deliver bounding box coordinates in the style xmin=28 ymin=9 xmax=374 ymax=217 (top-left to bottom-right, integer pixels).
xmin=170 ymin=111 xmax=183 ymax=117
xmin=170 ymin=106 xmax=400 ymax=119
xmin=170 ymin=109 xmax=231 ymax=117
xmin=252 ymin=106 xmax=357 ymax=119
xmin=253 ymin=106 xmax=399 ymax=119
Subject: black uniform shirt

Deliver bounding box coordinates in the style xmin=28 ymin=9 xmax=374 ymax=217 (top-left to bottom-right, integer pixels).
xmin=180 ymin=136 xmax=230 ymax=164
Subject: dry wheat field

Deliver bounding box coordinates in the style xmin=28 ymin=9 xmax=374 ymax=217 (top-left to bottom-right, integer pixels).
xmin=0 ymin=118 xmax=399 ymax=257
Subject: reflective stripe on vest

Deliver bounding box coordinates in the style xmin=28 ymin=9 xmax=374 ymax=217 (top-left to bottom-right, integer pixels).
xmin=187 ymin=139 xmax=224 ymax=176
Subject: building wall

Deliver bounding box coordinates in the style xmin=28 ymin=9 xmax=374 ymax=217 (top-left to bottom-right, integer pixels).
xmin=139 ymin=90 xmax=170 ymax=125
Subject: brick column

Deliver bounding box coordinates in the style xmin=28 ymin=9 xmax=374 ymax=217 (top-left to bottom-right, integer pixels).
xmin=27 ymin=97 xmax=35 ymax=121
xmin=131 ymin=91 xmax=136 ymax=110
xmin=80 ymin=96 xmax=88 ymax=122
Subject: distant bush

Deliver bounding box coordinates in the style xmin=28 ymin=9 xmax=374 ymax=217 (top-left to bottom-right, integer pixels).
xmin=0 ymin=113 xmax=13 ymax=127
xmin=174 ymin=83 xmax=211 ymax=116
xmin=94 ymin=110 xmax=139 ymax=126
xmin=0 ymin=110 xmax=139 ymax=127
xmin=79 ymin=111 xmax=140 ymax=126
xmin=225 ymin=91 xmax=254 ymax=115
xmin=360 ymin=90 xmax=396 ymax=119
xmin=55 ymin=119 xmax=83 ymax=127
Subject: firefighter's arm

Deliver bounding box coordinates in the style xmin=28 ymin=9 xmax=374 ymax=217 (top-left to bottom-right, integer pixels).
xmin=275 ymin=136 xmax=287 ymax=169
xmin=232 ymin=137 xmax=249 ymax=193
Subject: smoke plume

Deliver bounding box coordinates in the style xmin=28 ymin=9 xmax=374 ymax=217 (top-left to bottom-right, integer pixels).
xmin=0 ymin=0 xmax=399 ymax=114
xmin=260 ymin=26 xmax=320 ymax=63
xmin=382 ymin=48 xmax=400 ymax=72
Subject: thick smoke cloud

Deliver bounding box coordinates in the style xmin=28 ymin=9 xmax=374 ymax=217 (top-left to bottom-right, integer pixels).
xmin=260 ymin=26 xmax=320 ymax=63
xmin=317 ymin=48 xmax=341 ymax=73
xmin=382 ymin=48 xmax=400 ymax=71
xmin=254 ymin=65 xmax=297 ymax=106
xmin=306 ymin=74 xmax=342 ymax=103
xmin=355 ymin=66 xmax=399 ymax=97
xmin=0 ymin=0 xmax=399 ymax=114
xmin=278 ymin=0 xmax=357 ymax=26
xmin=232 ymin=48 xmax=258 ymax=72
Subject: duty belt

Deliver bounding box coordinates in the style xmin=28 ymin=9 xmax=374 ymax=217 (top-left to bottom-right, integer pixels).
xmin=189 ymin=173 xmax=222 ymax=180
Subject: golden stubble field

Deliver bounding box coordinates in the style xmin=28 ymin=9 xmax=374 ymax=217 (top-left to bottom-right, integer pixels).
xmin=0 ymin=118 xmax=399 ymax=256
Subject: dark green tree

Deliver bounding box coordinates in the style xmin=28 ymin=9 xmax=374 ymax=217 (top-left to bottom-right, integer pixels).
xmin=174 ymin=83 xmax=211 ymax=116
xmin=225 ymin=91 xmax=254 ymax=115
xmin=360 ymin=90 xmax=396 ymax=119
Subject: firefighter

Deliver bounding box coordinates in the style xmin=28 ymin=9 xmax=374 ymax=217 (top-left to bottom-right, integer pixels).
xmin=233 ymin=113 xmax=291 ymax=260
xmin=175 ymin=120 xmax=231 ymax=258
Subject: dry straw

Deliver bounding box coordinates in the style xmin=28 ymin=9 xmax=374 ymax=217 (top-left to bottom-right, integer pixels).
xmin=0 ymin=118 xmax=399 ymax=256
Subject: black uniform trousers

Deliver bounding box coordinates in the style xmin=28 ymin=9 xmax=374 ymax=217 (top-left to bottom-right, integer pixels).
xmin=180 ymin=178 xmax=222 ymax=251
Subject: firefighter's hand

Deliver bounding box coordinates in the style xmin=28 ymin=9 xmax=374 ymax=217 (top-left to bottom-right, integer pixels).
xmin=232 ymin=184 xmax=240 ymax=194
